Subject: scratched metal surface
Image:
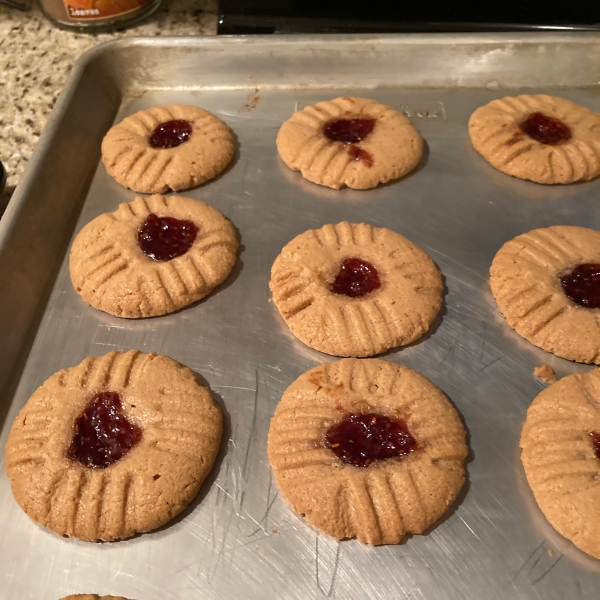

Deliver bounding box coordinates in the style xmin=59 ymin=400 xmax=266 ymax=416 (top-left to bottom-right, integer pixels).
xmin=1 ymin=35 xmax=600 ymax=600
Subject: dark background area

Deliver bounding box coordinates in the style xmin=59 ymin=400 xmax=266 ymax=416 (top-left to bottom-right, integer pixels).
xmin=219 ymin=0 xmax=600 ymax=33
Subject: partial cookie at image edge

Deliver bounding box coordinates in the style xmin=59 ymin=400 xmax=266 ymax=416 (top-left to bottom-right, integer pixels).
xmin=469 ymin=94 xmax=600 ymax=184
xmin=520 ymin=369 xmax=600 ymax=560
xmin=60 ymin=595 xmax=128 ymax=600
xmin=490 ymin=225 xmax=600 ymax=364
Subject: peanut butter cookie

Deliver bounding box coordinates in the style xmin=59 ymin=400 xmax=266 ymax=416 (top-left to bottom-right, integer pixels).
xmin=490 ymin=225 xmax=600 ymax=363
xmin=101 ymin=104 xmax=234 ymax=193
xmin=269 ymin=222 xmax=443 ymax=357
xmin=70 ymin=194 xmax=238 ymax=318
xmin=268 ymin=358 xmax=468 ymax=545
xmin=5 ymin=350 xmax=222 ymax=542
xmin=469 ymin=94 xmax=600 ymax=184
xmin=520 ymin=369 xmax=600 ymax=559
xmin=60 ymin=596 xmax=127 ymax=600
xmin=276 ymin=96 xmax=423 ymax=190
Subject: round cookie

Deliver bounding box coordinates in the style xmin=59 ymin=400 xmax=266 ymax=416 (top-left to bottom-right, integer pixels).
xmin=267 ymin=358 xmax=468 ymax=545
xmin=520 ymin=369 xmax=600 ymax=559
xmin=101 ymin=104 xmax=234 ymax=193
xmin=70 ymin=194 xmax=238 ymax=318
xmin=469 ymin=94 xmax=600 ymax=184
xmin=276 ymin=96 xmax=423 ymax=190
xmin=269 ymin=221 xmax=443 ymax=357
xmin=60 ymin=596 xmax=127 ymax=600
xmin=490 ymin=225 xmax=600 ymax=364
xmin=4 ymin=350 xmax=222 ymax=542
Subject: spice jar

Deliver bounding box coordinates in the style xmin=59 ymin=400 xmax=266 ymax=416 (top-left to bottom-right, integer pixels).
xmin=38 ymin=0 xmax=162 ymax=32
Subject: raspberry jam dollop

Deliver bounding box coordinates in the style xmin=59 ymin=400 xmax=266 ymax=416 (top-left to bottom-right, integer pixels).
xmin=590 ymin=431 xmax=600 ymax=459
xmin=138 ymin=213 xmax=198 ymax=262
xmin=347 ymin=144 xmax=374 ymax=167
xmin=325 ymin=412 xmax=419 ymax=468
xmin=67 ymin=392 xmax=142 ymax=469
xmin=323 ymin=117 xmax=376 ymax=144
xmin=149 ymin=119 xmax=192 ymax=149
xmin=330 ymin=258 xmax=381 ymax=298
xmin=560 ymin=263 xmax=600 ymax=309
xmin=519 ymin=112 xmax=572 ymax=145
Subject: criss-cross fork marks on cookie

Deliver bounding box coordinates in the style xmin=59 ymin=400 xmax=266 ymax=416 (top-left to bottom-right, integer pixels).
xmin=268 ymin=359 xmax=467 ymax=545
xmin=69 ymin=194 xmax=238 ymax=318
xmin=490 ymin=225 xmax=600 ymax=364
xmin=5 ymin=350 xmax=222 ymax=542
xmin=270 ymin=222 xmax=443 ymax=357
xmin=101 ymin=104 xmax=234 ymax=193
xmin=277 ymin=96 xmax=424 ymax=190
xmin=469 ymin=94 xmax=600 ymax=184
xmin=521 ymin=369 xmax=600 ymax=559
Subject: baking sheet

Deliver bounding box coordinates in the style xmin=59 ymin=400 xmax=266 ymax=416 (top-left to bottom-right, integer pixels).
xmin=1 ymin=34 xmax=600 ymax=600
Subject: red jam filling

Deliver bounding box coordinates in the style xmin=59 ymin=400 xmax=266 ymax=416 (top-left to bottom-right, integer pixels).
xmin=138 ymin=213 xmax=198 ymax=262
xmin=347 ymin=144 xmax=374 ymax=167
xmin=149 ymin=119 xmax=192 ymax=149
xmin=330 ymin=258 xmax=381 ymax=298
xmin=325 ymin=412 xmax=419 ymax=468
xmin=560 ymin=263 xmax=600 ymax=309
xmin=323 ymin=117 xmax=376 ymax=144
xmin=590 ymin=431 xmax=600 ymax=459
xmin=519 ymin=112 xmax=572 ymax=145
xmin=67 ymin=392 xmax=142 ymax=469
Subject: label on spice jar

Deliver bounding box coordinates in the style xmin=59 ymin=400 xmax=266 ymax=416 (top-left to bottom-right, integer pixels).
xmin=63 ymin=0 xmax=150 ymax=19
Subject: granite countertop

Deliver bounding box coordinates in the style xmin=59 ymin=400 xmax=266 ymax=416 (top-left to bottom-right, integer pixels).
xmin=0 ymin=0 xmax=218 ymax=207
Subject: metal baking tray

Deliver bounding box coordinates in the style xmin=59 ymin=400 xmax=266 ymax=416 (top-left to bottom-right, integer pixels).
xmin=1 ymin=34 xmax=600 ymax=600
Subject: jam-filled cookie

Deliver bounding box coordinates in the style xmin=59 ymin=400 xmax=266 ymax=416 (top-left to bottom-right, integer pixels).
xmin=69 ymin=194 xmax=238 ymax=318
xmin=469 ymin=94 xmax=600 ymax=184
xmin=520 ymin=369 xmax=600 ymax=559
xmin=490 ymin=225 xmax=600 ymax=363
xmin=269 ymin=222 xmax=443 ymax=357
xmin=101 ymin=104 xmax=234 ymax=193
xmin=267 ymin=358 xmax=468 ymax=545
xmin=5 ymin=351 xmax=222 ymax=542
xmin=276 ymin=96 xmax=423 ymax=190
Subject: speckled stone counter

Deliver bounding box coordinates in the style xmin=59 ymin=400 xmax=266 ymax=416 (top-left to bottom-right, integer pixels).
xmin=0 ymin=0 xmax=217 ymax=206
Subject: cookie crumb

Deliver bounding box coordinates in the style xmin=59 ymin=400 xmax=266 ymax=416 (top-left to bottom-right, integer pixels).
xmin=548 ymin=549 xmax=554 ymax=556
xmin=271 ymin=529 xmax=278 ymax=534
xmin=534 ymin=364 xmax=557 ymax=384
